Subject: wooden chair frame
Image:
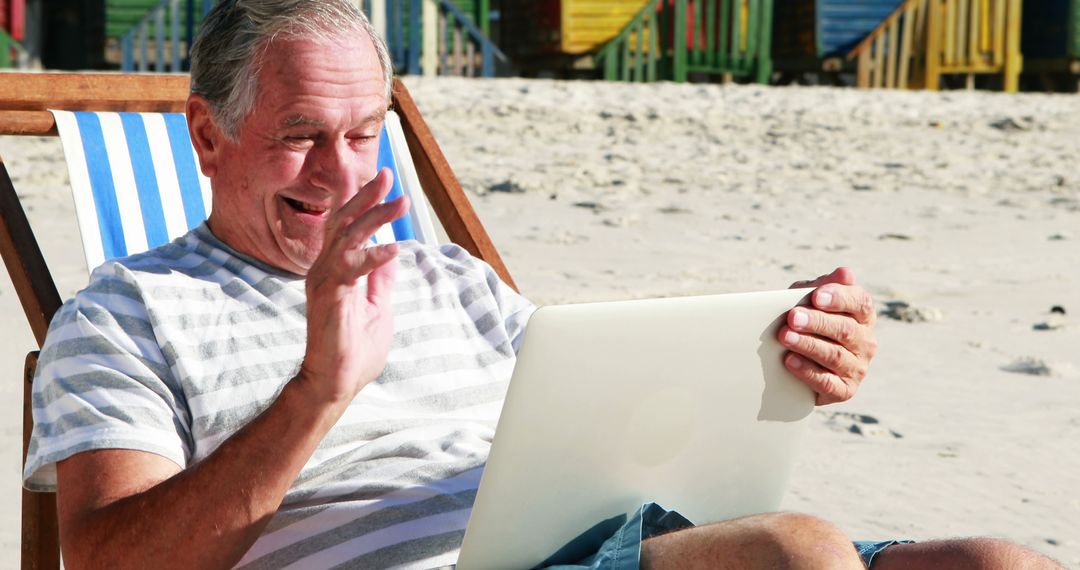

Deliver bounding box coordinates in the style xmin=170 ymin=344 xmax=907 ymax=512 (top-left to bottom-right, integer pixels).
xmin=0 ymin=72 xmax=515 ymax=570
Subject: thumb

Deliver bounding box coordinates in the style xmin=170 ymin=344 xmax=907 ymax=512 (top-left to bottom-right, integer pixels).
xmin=366 ymin=244 xmax=399 ymax=307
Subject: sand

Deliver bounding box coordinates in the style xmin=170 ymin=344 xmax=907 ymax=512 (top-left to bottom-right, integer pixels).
xmin=0 ymin=77 xmax=1077 ymax=567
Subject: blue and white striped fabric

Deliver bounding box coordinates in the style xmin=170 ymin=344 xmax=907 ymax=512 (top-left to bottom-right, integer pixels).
xmin=376 ymin=110 xmax=439 ymax=248
xmin=52 ymin=110 xmax=439 ymax=272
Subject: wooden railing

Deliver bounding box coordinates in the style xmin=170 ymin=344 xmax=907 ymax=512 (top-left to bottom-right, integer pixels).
xmin=597 ymin=0 xmax=774 ymax=84
xmin=386 ymin=0 xmax=505 ymax=77
xmin=597 ymin=0 xmax=663 ymax=82
xmin=120 ymin=0 xmax=212 ymax=72
xmin=848 ymin=0 xmax=1023 ymax=92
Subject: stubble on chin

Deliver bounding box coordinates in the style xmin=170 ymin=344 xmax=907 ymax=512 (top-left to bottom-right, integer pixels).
xmin=279 ymin=235 xmax=323 ymax=276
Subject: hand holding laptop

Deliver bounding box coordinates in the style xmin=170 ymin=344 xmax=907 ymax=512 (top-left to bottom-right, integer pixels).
xmin=779 ymin=267 xmax=879 ymax=406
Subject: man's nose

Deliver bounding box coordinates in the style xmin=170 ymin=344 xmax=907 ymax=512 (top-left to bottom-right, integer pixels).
xmin=308 ymin=139 xmax=369 ymax=195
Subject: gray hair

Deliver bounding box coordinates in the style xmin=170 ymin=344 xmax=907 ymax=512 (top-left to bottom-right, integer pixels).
xmin=190 ymin=0 xmax=394 ymax=140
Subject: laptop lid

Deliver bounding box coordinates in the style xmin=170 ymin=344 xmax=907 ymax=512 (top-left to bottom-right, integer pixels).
xmin=457 ymin=288 xmax=816 ymax=569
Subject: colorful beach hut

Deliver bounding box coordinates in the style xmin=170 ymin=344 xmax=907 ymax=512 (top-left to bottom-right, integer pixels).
xmin=502 ymin=0 xmax=775 ymax=83
xmin=846 ymin=0 xmax=1023 ymax=92
xmin=500 ymin=0 xmax=652 ymax=73
xmin=772 ymin=0 xmax=902 ymax=73
xmin=595 ymin=0 xmax=776 ymax=83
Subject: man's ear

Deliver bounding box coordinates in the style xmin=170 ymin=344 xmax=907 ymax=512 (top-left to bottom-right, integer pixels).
xmin=186 ymin=94 xmax=225 ymax=178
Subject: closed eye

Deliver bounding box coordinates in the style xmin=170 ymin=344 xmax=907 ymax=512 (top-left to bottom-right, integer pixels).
xmin=348 ymin=133 xmax=380 ymax=146
xmin=282 ymin=134 xmax=319 ymax=149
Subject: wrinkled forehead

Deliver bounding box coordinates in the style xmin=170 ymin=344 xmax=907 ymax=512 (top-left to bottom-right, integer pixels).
xmin=251 ymin=33 xmax=387 ymax=108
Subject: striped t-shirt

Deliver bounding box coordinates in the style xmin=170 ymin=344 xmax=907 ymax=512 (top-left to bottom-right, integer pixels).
xmin=23 ymin=224 xmax=535 ymax=569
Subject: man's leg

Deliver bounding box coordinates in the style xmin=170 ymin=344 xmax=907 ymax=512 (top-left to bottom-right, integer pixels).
xmin=870 ymin=539 xmax=1065 ymax=570
xmin=640 ymin=512 xmax=864 ymax=570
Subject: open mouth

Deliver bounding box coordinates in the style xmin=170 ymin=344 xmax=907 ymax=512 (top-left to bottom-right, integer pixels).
xmin=283 ymin=197 xmax=329 ymax=216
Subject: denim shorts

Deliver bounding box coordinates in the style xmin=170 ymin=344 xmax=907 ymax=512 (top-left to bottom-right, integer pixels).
xmin=541 ymin=502 xmax=912 ymax=570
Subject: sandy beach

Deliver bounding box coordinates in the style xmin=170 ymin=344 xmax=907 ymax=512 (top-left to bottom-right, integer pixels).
xmin=1 ymin=76 xmax=1077 ymax=567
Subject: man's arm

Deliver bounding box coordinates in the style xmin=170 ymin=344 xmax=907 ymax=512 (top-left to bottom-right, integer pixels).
xmin=57 ymin=381 xmax=345 ymax=569
xmin=777 ymin=267 xmax=878 ymax=405
xmin=55 ymin=171 xmax=411 ymax=569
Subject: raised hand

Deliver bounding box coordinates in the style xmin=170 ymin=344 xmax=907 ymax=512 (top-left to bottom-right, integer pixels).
xmin=298 ymin=168 xmax=411 ymax=406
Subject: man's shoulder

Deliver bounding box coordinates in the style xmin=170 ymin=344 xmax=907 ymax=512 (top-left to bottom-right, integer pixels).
xmin=50 ymin=233 xmax=193 ymax=318
xmin=81 ymin=231 xmax=197 ymax=289
xmin=48 ymin=224 xmax=301 ymax=343
xmin=396 ymin=239 xmax=470 ymax=262
xmin=69 ymin=225 xmax=257 ymax=310
xmin=395 ymin=240 xmax=497 ymax=285
xmin=397 ymin=239 xmax=490 ymax=269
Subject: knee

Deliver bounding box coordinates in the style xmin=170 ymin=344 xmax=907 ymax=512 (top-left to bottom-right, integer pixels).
xmin=641 ymin=512 xmax=863 ymax=570
xmin=744 ymin=512 xmax=863 ymax=570
xmin=944 ymin=538 xmax=1062 ymax=569
xmin=877 ymin=538 xmax=1064 ymax=569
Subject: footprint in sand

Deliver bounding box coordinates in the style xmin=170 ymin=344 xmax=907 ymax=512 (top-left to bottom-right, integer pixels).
xmin=1001 ymin=357 xmax=1079 ymax=379
xmin=819 ymin=411 xmax=903 ymax=439
xmin=1033 ymin=305 xmax=1069 ymax=331
xmin=879 ymin=301 xmax=944 ymax=323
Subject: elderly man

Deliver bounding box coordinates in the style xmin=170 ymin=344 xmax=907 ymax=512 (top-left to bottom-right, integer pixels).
xmin=22 ymin=1 xmax=1062 ymax=569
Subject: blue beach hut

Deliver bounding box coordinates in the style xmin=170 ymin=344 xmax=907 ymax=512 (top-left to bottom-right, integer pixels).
xmin=772 ymin=0 xmax=903 ymax=73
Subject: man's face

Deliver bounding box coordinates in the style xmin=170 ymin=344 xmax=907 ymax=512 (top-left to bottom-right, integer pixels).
xmin=202 ymin=34 xmax=387 ymax=275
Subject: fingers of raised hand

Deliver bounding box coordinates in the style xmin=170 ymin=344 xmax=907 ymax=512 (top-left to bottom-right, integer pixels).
xmin=326 ymin=168 xmax=395 ymax=238
xmin=364 ymin=244 xmax=400 ymax=305
xmin=309 ymin=194 xmax=409 ymax=288
xmin=336 ymin=195 xmax=411 ymax=252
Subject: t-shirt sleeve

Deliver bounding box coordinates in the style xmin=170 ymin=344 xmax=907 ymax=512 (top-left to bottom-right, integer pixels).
xmin=23 ymin=264 xmax=192 ymax=492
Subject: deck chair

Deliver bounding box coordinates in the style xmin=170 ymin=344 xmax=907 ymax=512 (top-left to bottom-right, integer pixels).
xmin=0 ymin=72 xmax=516 ymax=570
xmin=52 ymin=107 xmax=438 ymax=269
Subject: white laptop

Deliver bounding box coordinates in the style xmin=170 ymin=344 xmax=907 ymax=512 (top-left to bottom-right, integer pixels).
xmin=455 ymin=288 xmax=817 ymax=570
